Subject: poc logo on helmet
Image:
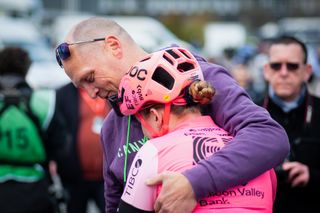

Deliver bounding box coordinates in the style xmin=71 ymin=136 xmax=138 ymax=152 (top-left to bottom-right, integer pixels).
xmin=127 ymin=66 xmax=147 ymax=81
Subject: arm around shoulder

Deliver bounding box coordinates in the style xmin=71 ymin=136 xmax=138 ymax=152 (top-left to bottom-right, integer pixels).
xmin=183 ymin=62 xmax=289 ymax=199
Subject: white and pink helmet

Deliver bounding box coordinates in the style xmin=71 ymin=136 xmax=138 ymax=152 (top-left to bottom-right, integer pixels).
xmin=118 ymin=47 xmax=204 ymax=116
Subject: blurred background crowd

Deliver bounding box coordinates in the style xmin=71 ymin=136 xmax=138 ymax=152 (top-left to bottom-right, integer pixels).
xmin=0 ymin=0 xmax=319 ymax=101
xmin=1 ymin=0 xmax=320 ymax=213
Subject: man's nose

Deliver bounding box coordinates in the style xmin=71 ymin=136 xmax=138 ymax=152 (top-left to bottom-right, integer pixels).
xmin=83 ymin=84 xmax=98 ymax=98
xmin=279 ymin=64 xmax=289 ymax=76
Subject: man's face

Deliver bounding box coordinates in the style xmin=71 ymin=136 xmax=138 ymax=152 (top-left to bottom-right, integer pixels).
xmin=264 ymin=43 xmax=312 ymax=102
xmin=61 ymin=43 xmax=124 ymax=99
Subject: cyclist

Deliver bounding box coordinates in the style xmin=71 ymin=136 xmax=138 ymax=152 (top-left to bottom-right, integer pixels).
xmin=116 ymin=47 xmax=276 ymax=212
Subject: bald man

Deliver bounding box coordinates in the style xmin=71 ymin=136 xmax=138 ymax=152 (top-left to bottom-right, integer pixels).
xmin=55 ymin=17 xmax=289 ymax=213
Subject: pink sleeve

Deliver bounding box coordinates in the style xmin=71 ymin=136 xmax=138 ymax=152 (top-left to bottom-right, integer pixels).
xmin=120 ymin=143 xmax=158 ymax=211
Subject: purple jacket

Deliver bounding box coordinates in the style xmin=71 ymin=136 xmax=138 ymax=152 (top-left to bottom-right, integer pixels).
xmin=101 ymin=55 xmax=289 ymax=213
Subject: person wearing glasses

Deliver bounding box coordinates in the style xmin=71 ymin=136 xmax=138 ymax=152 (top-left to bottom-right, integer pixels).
xmin=116 ymin=47 xmax=276 ymax=213
xmin=55 ymin=17 xmax=289 ymax=213
xmin=260 ymin=35 xmax=320 ymax=213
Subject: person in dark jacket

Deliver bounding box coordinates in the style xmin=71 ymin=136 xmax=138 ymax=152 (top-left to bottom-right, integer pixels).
xmin=52 ymin=82 xmax=110 ymax=213
xmin=259 ymin=35 xmax=320 ymax=213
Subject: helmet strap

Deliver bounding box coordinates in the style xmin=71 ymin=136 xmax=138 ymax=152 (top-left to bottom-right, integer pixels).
xmin=160 ymin=103 xmax=171 ymax=136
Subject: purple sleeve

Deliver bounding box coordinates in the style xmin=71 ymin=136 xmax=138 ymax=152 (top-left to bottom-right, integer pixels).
xmin=182 ymin=61 xmax=290 ymax=199
xmin=101 ymin=113 xmax=124 ymax=213
xmin=101 ymin=112 xmax=146 ymax=213
xmin=103 ymin=158 xmax=123 ymax=213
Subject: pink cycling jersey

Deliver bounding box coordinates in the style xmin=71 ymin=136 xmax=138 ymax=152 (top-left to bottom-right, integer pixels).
xmin=118 ymin=116 xmax=276 ymax=213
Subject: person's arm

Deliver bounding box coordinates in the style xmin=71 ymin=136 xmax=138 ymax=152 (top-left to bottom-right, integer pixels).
xmin=104 ymin=159 xmax=125 ymax=213
xmin=183 ymin=62 xmax=289 ymax=198
xmin=283 ymin=137 xmax=320 ymax=189
xmin=101 ymin=112 xmax=124 ymax=213
xmin=118 ymin=143 xmax=158 ymax=213
xmin=102 ymin=112 xmax=147 ymax=213
xmin=44 ymin=90 xmax=69 ymax=163
xmin=45 ymin=106 xmax=68 ymax=162
xmin=146 ymin=62 xmax=289 ymax=213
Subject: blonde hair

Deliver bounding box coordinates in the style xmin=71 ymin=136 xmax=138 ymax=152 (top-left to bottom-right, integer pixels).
xmin=141 ymin=80 xmax=215 ymax=117
xmin=188 ymin=80 xmax=215 ymax=105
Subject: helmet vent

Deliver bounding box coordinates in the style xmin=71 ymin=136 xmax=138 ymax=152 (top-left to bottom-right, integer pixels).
xmin=166 ymin=49 xmax=179 ymax=59
xmin=163 ymin=54 xmax=174 ymax=65
xmin=152 ymin=67 xmax=174 ymax=90
xmin=177 ymin=62 xmax=194 ymax=72
xmin=181 ymin=50 xmax=191 ymax=59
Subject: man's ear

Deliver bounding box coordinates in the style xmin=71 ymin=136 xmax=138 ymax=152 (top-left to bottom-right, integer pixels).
xmin=263 ymin=63 xmax=271 ymax=82
xmin=105 ymin=36 xmax=122 ymax=58
xmin=303 ymin=64 xmax=313 ymax=82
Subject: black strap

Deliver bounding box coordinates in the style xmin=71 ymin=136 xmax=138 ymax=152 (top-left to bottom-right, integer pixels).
xmin=108 ymin=94 xmax=124 ymax=117
xmin=0 ymin=90 xmax=43 ymax=136
xmin=263 ymin=92 xmax=314 ymax=132
xmin=0 ymin=89 xmax=46 ymax=165
xmin=117 ymin=200 xmax=155 ymax=213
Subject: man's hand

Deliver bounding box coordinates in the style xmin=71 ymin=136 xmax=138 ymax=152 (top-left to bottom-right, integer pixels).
xmin=145 ymin=171 xmax=197 ymax=213
xmin=282 ymin=161 xmax=310 ymax=187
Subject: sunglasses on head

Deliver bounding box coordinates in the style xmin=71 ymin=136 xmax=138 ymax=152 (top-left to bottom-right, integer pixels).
xmin=55 ymin=37 xmax=105 ymax=68
xmin=269 ymin=62 xmax=301 ymax=72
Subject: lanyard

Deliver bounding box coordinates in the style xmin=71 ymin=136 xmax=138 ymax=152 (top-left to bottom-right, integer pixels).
xmin=263 ymin=93 xmax=313 ymax=127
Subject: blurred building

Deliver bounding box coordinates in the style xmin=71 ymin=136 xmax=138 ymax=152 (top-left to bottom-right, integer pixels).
xmin=42 ymin=0 xmax=320 ymax=19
